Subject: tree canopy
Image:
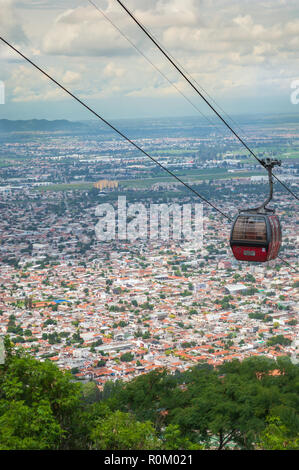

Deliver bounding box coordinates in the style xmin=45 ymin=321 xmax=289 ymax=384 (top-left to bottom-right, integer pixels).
xmin=0 ymin=338 xmax=298 ymax=450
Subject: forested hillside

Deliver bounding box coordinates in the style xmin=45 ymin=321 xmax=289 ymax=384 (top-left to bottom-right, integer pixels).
xmin=0 ymin=337 xmax=298 ymax=450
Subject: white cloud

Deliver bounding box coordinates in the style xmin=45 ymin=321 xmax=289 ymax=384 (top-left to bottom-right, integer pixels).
xmin=0 ymin=0 xmax=28 ymax=44
xmin=2 ymin=0 xmax=299 ymax=115
xmin=103 ymin=63 xmax=126 ymax=78
xmin=62 ymin=70 xmax=82 ymax=84
xmin=42 ymin=5 xmax=136 ymax=57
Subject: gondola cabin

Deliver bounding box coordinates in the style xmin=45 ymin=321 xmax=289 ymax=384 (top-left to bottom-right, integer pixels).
xmin=230 ymin=212 xmax=282 ymax=262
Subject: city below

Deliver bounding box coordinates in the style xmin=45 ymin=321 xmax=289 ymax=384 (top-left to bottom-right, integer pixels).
xmin=0 ymin=114 xmax=298 ymax=390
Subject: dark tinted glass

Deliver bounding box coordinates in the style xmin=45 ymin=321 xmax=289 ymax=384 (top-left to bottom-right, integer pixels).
xmin=232 ymin=215 xmax=267 ymax=242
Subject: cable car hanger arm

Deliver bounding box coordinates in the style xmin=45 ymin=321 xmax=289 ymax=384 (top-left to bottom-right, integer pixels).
xmin=243 ymin=158 xmax=281 ymax=214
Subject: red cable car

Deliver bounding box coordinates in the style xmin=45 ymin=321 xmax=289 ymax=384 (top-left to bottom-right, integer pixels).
xmin=230 ymin=158 xmax=282 ymax=262
xmin=230 ymin=211 xmax=282 ymax=262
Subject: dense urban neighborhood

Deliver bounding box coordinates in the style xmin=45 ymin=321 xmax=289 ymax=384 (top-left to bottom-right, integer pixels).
xmin=1 ymin=0 xmax=299 ymax=451
xmin=0 ymin=116 xmax=298 ymax=390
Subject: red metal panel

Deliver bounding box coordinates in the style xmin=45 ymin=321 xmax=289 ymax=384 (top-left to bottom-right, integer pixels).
xmin=232 ymin=245 xmax=268 ymax=262
xmin=267 ymin=216 xmax=275 ymax=260
xmin=267 ymin=215 xmax=281 ymax=260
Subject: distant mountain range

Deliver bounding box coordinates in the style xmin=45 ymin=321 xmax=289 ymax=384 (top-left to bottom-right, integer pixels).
xmin=0 ymin=119 xmax=90 ymax=133
xmin=1 ymin=113 xmax=299 ymax=135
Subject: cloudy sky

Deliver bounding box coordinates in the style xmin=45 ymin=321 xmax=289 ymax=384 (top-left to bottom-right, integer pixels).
xmin=0 ymin=0 xmax=299 ymax=120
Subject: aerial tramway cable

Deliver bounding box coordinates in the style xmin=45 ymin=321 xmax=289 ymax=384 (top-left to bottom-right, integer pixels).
xmin=0 ymin=36 xmax=230 ymax=221
xmin=114 ymin=0 xmax=299 ymax=203
xmin=87 ymin=0 xmax=269 ymax=183
xmin=113 ymin=0 xmax=298 ymax=271
xmin=98 ymin=0 xmax=247 ymax=138
xmin=87 ymin=0 xmax=224 ymax=130
xmin=0 ymin=37 xmax=297 ymax=272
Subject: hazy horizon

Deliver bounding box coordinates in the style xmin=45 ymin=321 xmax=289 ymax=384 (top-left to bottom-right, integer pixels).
xmin=1 ymin=109 xmax=299 ymax=125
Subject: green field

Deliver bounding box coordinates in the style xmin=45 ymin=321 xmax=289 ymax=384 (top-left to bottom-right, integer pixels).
xmin=149 ymin=149 xmax=197 ymax=155
xmin=0 ymin=159 xmax=15 ymax=167
xmin=225 ymin=147 xmax=299 ymax=161
xmin=36 ymin=170 xmax=266 ymax=192
xmin=281 ymin=151 xmax=299 ymax=160
xmin=37 ymin=182 xmax=94 ymax=192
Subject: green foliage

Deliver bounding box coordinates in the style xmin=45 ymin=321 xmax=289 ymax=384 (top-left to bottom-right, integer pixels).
xmin=0 ymin=338 xmax=298 ymax=451
xmin=120 ymin=352 xmax=134 ymax=362
xmin=162 ymin=424 xmax=202 ymax=450
xmin=91 ymin=410 xmax=160 ymax=450
xmin=189 ymin=308 xmax=198 ymax=315
xmin=181 ymin=341 xmax=196 ymax=349
xmin=258 ymin=416 xmax=299 ymax=450
xmin=241 ymin=287 xmax=258 ymax=296
xmin=6 ymin=316 xmax=23 ymax=336
xmin=0 ymin=338 xmax=82 ymax=449
xmin=81 ymin=382 xmax=101 ymax=405
xmin=105 ymin=357 xmax=299 ymax=450
xmin=43 ymin=318 xmax=57 ymax=327
xmin=72 ymin=330 xmax=84 ymax=344
xmin=267 ymin=335 xmax=292 ymax=347
xmin=249 ymin=312 xmax=267 ymax=320
xmin=47 ymin=332 xmax=62 ymax=344
xmin=0 ymin=400 xmax=63 ymax=450
xmin=90 ymin=338 xmax=103 ymax=348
